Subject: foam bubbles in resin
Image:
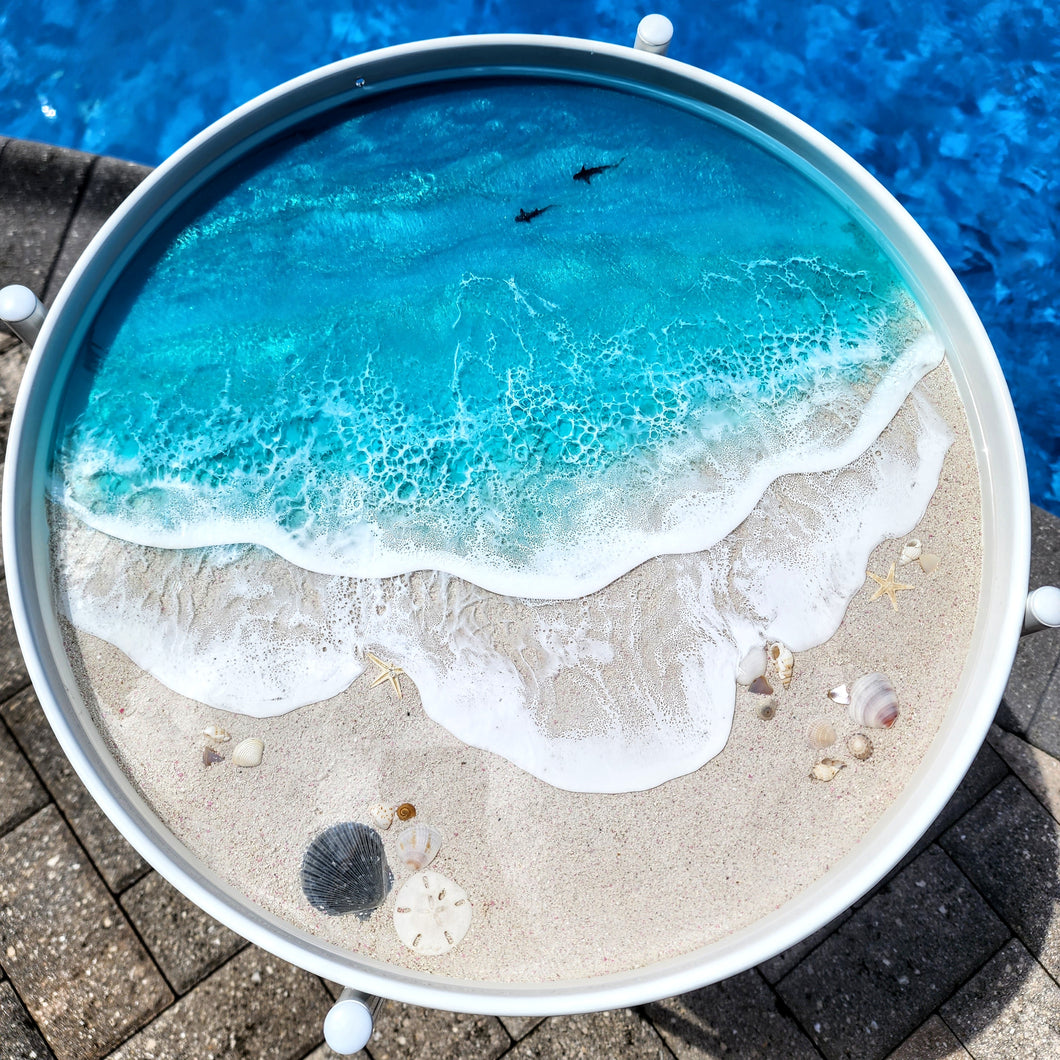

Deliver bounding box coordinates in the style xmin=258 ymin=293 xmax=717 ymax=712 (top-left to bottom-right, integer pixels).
xmin=51 ymin=78 xmax=954 ymax=792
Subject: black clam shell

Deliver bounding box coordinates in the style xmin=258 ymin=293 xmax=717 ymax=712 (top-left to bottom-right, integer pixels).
xmin=300 ymin=822 xmax=391 ymax=918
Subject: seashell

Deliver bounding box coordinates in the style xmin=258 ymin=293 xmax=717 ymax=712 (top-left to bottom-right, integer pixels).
xmin=201 ymin=726 xmax=231 ymax=742
xmin=736 ymin=646 xmax=768 ymax=686
xmin=898 ymin=539 xmax=922 ymax=566
xmin=396 ymin=803 xmax=416 ymax=822
xmin=848 ymin=673 xmax=899 ymax=729
xmin=749 ymin=675 xmax=774 ymax=696
xmin=301 ymin=822 xmax=391 ymax=918
xmin=393 ymin=870 xmax=472 ymax=956
xmin=828 ymin=683 xmax=851 ymax=706
xmin=202 ymin=747 xmax=224 ymax=767
xmin=807 ymin=722 xmax=837 ymax=750
xmin=848 ymin=733 xmax=874 ymax=760
xmin=769 ymin=643 xmax=794 ymax=688
xmin=232 ymin=737 xmax=264 ymax=768
xmin=395 ymin=824 xmax=442 ymax=871
xmin=756 ymin=699 xmax=777 ymax=721
xmin=810 ymin=758 xmax=846 ymax=782
xmin=919 ymin=552 xmax=940 ymax=573
xmin=369 ymin=804 xmax=394 ymax=830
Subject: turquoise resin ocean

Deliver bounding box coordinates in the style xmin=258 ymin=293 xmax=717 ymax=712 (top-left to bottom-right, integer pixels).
xmin=54 ymin=78 xmax=942 ymax=600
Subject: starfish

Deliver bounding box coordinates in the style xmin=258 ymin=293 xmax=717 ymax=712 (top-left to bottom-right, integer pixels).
xmin=366 ymin=652 xmax=405 ymax=699
xmin=867 ymin=562 xmax=914 ymax=610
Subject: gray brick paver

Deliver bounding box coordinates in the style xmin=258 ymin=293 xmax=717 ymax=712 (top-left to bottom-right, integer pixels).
xmin=497 ymin=1015 xmax=545 ymax=1041
xmin=939 ymin=938 xmax=1060 ymax=1060
xmin=885 ymin=1015 xmax=971 ymax=1059
xmin=0 ymin=979 xmax=57 ymax=1060
xmin=0 ymin=583 xmax=31 ymax=704
xmin=0 ymin=718 xmax=49 ymax=838
xmin=986 ymin=724 xmax=1060 ymax=823
xmin=0 ymin=805 xmax=172 ymax=1060
xmin=939 ymin=775 xmax=1060 ymax=978
xmin=775 ymin=846 xmax=1009 ymax=1060
xmin=44 ymin=154 xmax=151 ymax=303
xmin=366 ymin=1002 xmax=510 ymax=1060
xmin=106 ymin=946 xmax=332 ymax=1060
xmin=0 ymin=686 xmax=147 ymax=892
xmin=502 ymin=1009 xmax=670 ymax=1060
xmin=0 ymin=139 xmax=91 ymax=298
xmin=995 ymin=506 xmax=1060 ymax=736
xmin=646 ymin=969 xmax=822 ymax=1059
xmin=119 ymin=870 xmax=246 ymax=994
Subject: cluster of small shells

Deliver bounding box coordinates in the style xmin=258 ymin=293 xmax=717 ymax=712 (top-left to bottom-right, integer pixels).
xmin=898 ymin=538 xmax=940 ymax=573
xmin=739 ymin=642 xmax=796 ymax=727
xmin=811 ymin=673 xmax=897 ymax=781
xmin=200 ymin=728 xmax=265 ymax=769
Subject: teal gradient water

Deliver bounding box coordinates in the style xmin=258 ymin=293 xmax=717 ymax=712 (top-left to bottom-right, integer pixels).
xmin=55 ymin=78 xmax=935 ymax=598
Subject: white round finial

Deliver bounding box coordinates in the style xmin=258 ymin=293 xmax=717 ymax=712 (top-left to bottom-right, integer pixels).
xmin=1025 ymin=586 xmax=1060 ymax=634
xmin=0 ymin=285 xmax=39 ymax=323
xmin=635 ymin=14 xmax=674 ymax=55
xmin=324 ymin=994 xmax=375 ymax=1054
xmin=0 ymin=285 xmax=46 ymax=346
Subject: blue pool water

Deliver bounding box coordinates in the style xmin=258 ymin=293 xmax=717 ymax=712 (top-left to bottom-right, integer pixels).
xmin=2 ymin=1 xmax=1058 ymax=517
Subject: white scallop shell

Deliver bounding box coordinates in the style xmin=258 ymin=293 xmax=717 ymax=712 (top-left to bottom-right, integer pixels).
xmin=848 ymin=673 xmax=899 ymax=729
xmin=769 ymin=643 xmax=794 ymax=688
xmin=736 ymin=646 xmax=768 ymax=685
xmin=232 ymin=737 xmax=264 ymax=768
xmin=393 ymin=870 xmax=472 ymax=956
xmin=395 ymin=824 xmax=442 ymax=871
xmin=848 ymin=733 xmax=874 ymax=760
xmin=898 ymin=538 xmax=922 ymax=566
xmin=369 ymin=803 xmax=394 ymax=830
xmin=807 ymin=722 xmax=837 ymax=750
xmin=810 ymin=758 xmax=845 ymax=782
xmin=919 ymin=552 xmax=941 ymax=573
xmin=201 ymin=725 xmax=231 ymax=742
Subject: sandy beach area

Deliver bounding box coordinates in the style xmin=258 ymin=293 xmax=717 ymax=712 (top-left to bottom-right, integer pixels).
xmin=54 ymin=360 xmax=981 ymax=984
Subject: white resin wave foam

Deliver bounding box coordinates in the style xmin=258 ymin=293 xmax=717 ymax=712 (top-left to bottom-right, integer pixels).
xmin=56 ymin=326 xmax=944 ymax=601
xmin=54 ymin=387 xmax=952 ymax=792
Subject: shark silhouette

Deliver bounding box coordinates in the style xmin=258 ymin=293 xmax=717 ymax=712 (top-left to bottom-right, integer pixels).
xmin=515 ymin=205 xmax=555 ymax=223
xmin=573 ymin=158 xmax=625 ymax=183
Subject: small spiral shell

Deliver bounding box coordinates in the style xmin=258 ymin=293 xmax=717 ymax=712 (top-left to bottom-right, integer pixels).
xmin=847 ymin=733 xmax=874 ymax=760
xmin=810 ymin=758 xmax=845 ymax=782
xmin=848 ymin=673 xmax=899 ymax=729
xmin=769 ymin=643 xmax=794 ymax=688
xmin=396 ymin=803 xmax=417 ymax=822
xmin=898 ymin=539 xmax=922 ymax=566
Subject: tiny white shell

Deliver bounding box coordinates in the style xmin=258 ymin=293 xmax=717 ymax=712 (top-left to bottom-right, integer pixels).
xmin=848 ymin=673 xmax=899 ymax=729
xmin=828 ymin=684 xmax=851 ymax=706
xmin=395 ymin=824 xmax=442 ymax=871
xmin=848 ymin=733 xmax=874 ymax=760
xmin=769 ymin=643 xmax=794 ymax=688
xmin=393 ymin=870 xmax=472 ymax=956
xmin=232 ymin=737 xmax=264 ymax=768
xmin=898 ymin=539 xmax=922 ymax=566
xmin=810 ymin=758 xmax=845 ymax=782
xmin=919 ymin=553 xmax=940 ymax=573
xmin=736 ymin=646 xmax=768 ymax=686
xmin=369 ymin=804 xmax=394 ymax=830
xmin=807 ymin=722 xmax=837 ymax=750
xmin=201 ymin=726 xmax=231 ymax=742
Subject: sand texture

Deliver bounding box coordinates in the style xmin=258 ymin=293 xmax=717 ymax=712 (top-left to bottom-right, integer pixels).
xmin=54 ymin=361 xmax=981 ymax=984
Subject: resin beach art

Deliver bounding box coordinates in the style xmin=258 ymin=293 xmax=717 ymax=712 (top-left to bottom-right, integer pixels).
xmin=49 ymin=77 xmax=982 ymax=977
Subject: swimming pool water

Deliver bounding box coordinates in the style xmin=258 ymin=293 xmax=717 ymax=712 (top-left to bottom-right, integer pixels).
xmin=3 ymin=0 xmax=1058 ymax=516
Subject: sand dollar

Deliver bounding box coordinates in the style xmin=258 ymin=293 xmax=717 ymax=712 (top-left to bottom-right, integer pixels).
xmin=393 ymin=870 xmax=472 ymax=956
